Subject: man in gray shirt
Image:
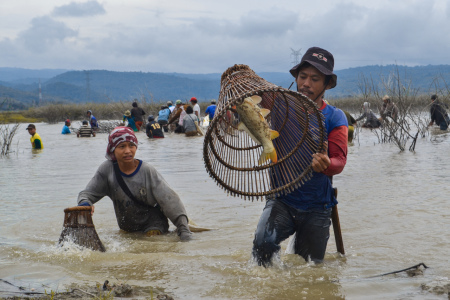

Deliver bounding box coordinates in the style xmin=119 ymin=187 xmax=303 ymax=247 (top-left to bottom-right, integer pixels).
xmin=78 ymin=126 xmax=191 ymax=240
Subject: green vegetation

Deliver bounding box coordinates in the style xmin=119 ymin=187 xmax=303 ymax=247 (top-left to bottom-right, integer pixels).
xmin=1 ymin=100 xmax=210 ymax=124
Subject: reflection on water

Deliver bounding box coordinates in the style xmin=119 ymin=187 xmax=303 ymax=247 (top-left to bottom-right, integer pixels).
xmin=1 ymin=122 xmax=450 ymax=299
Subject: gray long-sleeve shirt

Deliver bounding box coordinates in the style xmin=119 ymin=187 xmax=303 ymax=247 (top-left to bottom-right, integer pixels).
xmin=78 ymin=160 xmax=188 ymax=233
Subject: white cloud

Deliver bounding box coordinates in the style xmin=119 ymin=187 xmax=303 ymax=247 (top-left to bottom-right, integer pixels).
xmin=0 ymin=0 xmax=450 ymax=72
xmin=18 ymin=16 xmax=78 ymax=52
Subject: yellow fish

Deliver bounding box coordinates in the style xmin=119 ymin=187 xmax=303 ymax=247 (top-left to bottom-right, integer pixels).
xmin=235 ymin=95 xmax=279 ymax=164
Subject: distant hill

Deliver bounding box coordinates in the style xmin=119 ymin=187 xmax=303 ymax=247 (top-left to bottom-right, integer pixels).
xmin=1 ymin=65 xmax=450 ymax=109
xmin=43 ymin=70 xmax=221 ymax=101
xmin=0 ymin=67 xmax=69 ymax=82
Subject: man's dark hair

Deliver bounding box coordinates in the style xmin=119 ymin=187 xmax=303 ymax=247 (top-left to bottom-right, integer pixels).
xmin=132 ymin=102 xmax=138 ymax=107
xmin=82 ymin=120 xmax=88 ymax=125
xmin=186 ymin=106 xmax=194 ymax=114
xmin=431 ymin=94 xmax=438 ymax=100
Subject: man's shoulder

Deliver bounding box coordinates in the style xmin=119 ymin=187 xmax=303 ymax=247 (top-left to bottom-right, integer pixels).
xmin=97 ymin=160 xmax=114 ymax=172
xmin=323 ymin=105 xmax=347 ymax=128
xmin=138 ymin=160 xmax=159 ymax=174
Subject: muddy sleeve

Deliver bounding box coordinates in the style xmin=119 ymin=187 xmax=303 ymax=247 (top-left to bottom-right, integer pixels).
xmin=147 ymin=166 xmax=188 ymax=227
xmin=355 ymin=112 xmax=366 ymax=121
xmin=323 ymin=125 xmax=347 ymax=176
xmin=77 ymin=163 xmax=110 ymax=206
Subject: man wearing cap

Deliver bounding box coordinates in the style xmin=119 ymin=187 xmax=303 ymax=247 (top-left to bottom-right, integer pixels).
xmin=123 ymin=110 xmax=138 ymax=132
xmin=205 ymin=99 xmax=217 ymax=121
xmin=86 ymin=110 xmax=99 ymax=131
xmin=146 ymin=115 xmax=164 ymax=138
xmin=130 ymin=101 xmax=146 ymax=131
xmin=380 ymin=95 xmax=399 ymax=122
xmin=26 ymin=124 xmax=44 ymax=149
xmin=61 ymin=119 xmax=71 ymax=134
xmin=190 ymin=97 xmax=201 ymax=120
xmin=252 ymin=47 xmax=348 ymax=266
xmin=157 ymin=105 xmax=171 ymax=132
xmin=428 ymin=94 xmax=450 ymax=130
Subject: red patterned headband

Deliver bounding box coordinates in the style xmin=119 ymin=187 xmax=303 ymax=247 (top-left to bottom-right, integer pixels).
xmin=106 ymin=126 xmax=138 ymax=161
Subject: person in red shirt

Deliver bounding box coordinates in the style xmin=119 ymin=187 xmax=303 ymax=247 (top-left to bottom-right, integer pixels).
xmin=252 ymin=47 xmax=348 ymax=266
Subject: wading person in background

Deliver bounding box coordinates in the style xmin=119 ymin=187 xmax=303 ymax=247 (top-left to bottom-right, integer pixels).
xmin=428 ymin=94 xmax=450 ymax=130
xmin=168 ymin=100 xmax=189 ymax=133
xmin=183 ymin=106 xmax=200 ymax=136
xmin=130 ymin=101 xmax=146 ymax=131
xmin=167 ymin=101 xmax=175 ymax=113
xmin=77 ymin=127 xmax=192 ymax=240
xmin=146 ymin=115 xmax=164 ymax=139
xmin=61 ymin=119 xmax=71 ymax=134
xmin=252 ymin=47 xmax=348 ymax=266
xmin=123 ymin=110 xmax=138 ymax=132
xmin=77 ymin=120 xmax=96 ymax=137
xmin=356 ymin=102 xmax=381 ymax=128
xmin=343 ymin=111 xmax=356 ymax=143
xmin=158 ymin=105 xmax=171 ymax=133
xmin=26 ymin=124 xmax=43 ymax=149
xmin=205 ymin=99 xmax=217 ymax=121
xmin=190 ymin=97 xmax=201 ymax=120
xmin=380 ymin=95 xmax=399 ymax=122
xmin=86 ymin=110 xmax=99 ymax=131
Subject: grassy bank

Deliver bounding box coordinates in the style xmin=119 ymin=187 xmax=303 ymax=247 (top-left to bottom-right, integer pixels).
xmin=0 ymin=112 xmax=44 ymax=124
xmin=0 ymin=100 xmax=211 ymax=124
xmin=0 ymin=94 xmax=447 ymax=125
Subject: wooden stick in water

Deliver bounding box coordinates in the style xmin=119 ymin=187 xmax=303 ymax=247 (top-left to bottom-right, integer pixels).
xmin=332 ymin=188 xmax=345 ymax=255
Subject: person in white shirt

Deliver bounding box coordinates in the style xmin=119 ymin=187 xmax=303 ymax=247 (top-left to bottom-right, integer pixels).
xmin=190 ymin=97 xmax=201 ymax=120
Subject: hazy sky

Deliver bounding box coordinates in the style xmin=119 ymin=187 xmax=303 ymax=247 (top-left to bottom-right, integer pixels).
xmin=1 ymin=0 xmax=449 ymax=73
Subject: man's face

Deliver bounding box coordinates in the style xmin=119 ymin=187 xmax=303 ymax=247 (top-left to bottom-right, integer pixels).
xmin=87 ymin=112 xmax=91 ymax=117
xmin=114 ymin=142 xmax=137 ymax=163
xmin=27 ymin=128 xmax=36 ymax=136
xmin=296 ymin=65 xmax=329 ymax=105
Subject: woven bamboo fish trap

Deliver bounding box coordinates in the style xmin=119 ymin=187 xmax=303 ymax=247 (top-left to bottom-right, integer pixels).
xmin=58 ymin=206 xmax=106 ymax=252
xmin=203 ymin=64 xmax=327 ymax=200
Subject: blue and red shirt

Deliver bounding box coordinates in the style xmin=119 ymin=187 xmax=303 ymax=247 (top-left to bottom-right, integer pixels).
xmin=276 ymin=101 xmax=348 ymax=210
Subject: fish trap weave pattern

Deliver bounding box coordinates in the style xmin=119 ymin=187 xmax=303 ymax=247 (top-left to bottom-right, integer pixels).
xmin=203 ymin=64 xmax=327 ymax=200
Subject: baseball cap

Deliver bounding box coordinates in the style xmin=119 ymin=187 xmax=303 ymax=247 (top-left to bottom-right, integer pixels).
xmin=289 ymin=47 xmax=337 ymax=89
xmin=431 ymin=94 xmax=437 ymax=100
xmin=26 ymin=124 xmax=35 ymax=130
xmin=190 ymin=97 xmax=197 ymax=102
xmin=211 ymin=99 xmax=216 ymax=104
xmin=167 ymin=101 xmax=173 ymax=106
xmin=382 ymin=95 xmax=390 ymax=101
xmin=175 ymin=99 xmax=182 ymax=105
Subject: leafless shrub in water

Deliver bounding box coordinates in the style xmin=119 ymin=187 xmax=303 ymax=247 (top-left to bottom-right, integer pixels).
xmin=0 ymin=123 xmax=20 ymax=156
xmin=330 ymin=66 xmax=449 ymax=152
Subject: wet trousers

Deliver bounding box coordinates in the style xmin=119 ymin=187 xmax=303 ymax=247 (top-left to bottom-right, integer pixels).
xmin=135 ymin=121 xmax=143 ymax=131
xmin=252 ymin=199 xmax=331 ymax=267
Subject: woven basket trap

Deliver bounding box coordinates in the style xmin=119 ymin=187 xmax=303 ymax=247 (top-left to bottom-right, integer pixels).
xmin=203 ymin=64 xmax=327 ymax=200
